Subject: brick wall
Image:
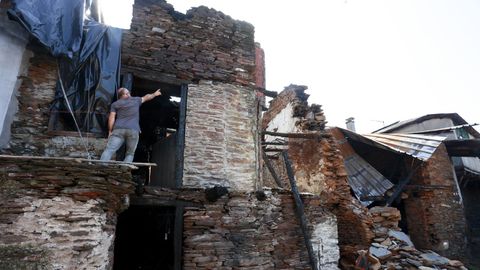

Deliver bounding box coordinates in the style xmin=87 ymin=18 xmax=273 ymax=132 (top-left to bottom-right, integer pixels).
xmin=122 ymin=0 xmax=256 ymax=85
xmin=0 ymin=48 xmax=107 ymax=158
xmin=0 ymin=156 xmax=134 ymax=269
xmin=404 ymin=144 xmax=466 ymax=259
xmin=183 ymin=81 xmax=258 ymax=191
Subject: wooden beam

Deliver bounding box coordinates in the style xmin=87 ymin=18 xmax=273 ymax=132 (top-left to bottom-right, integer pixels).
xmin=175 ymin=84 xmax=188 ymax=188
xmin=263 ymin=149 xmax=284 ymax=152
xmin=261 ymin=141 xmax=288 ymax=145
xmin=262 ymin=151 xmax=284 ymax=188
xmin=174 ymin=205 xmax=184 ymax=270
xmin=282 ymin=151 xmax=319 ymax=270
xmin=262 ymin=131 xmax=330 ymax=139
xmin=0 ymin=155 xmax=156 ymax=168
xmin=387 ymin=163 xmax=421 ymax=206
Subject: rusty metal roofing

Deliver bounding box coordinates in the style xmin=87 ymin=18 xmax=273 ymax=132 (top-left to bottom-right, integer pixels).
xmin=363 ymin=133 xmax=446 ymax=161
xmin=344 ymin=154 xmax=394 ymax=206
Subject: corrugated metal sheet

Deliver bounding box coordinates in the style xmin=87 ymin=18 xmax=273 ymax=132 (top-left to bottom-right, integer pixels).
xmin=461 ymin=157 xmax=480 ymax=175
xmin=344 ymin=154 xmax=394 ymax=206
xmin=373 ymin=113 xmax=480 ymax=138
xmin=364 ymin=133 xmax=446 ymax=161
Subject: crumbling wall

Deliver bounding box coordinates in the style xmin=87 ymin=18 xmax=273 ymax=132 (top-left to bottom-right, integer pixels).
xmin=0 ymin=47 xmax=107 ymax=157
xmin=262 ymin=84 xmax=326 ymax=133
xmin=183 ymin=81 xmax=258 ymax=191
xmin=122 ymin=0 xmax=256 ymax=85
xmin=262 ymin=86 xmax=374 ymax=266
xmin=142 ymin=188 xmax=339 ymax=269
xmin=0 ymin=156 xmax=135 ymax=269
xmin=404 ymin=144 xmax=467 ymax=259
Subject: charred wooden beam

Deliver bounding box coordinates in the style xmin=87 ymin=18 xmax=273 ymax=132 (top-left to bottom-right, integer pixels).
xmin=387 ymin=163 xmax=422 ymax=206
xmin=174 ymin=205 xmax=184 ymax=270
xmin=261 ymin=141 xmax=288 ymax=146
xmin=175 ymin=84 xmax=188 ymax=188
xmin=262 ymin=130 xmax=330 ymax=139
xmin=360 ymin=195 xmax=386 ymax=201
xmin=262 ymin=151 xmax=284 ymax=188
xmin=282 ymin=151 xmax=319 ymax=270
xmin=263 ymin=149 xmax=284 ymax=152
xmin=404 ymin=184 xmax=451 ymax=190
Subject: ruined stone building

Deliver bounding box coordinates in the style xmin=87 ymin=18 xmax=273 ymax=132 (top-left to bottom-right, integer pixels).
xmin=0 ymin=0 xmax=475 ymax=269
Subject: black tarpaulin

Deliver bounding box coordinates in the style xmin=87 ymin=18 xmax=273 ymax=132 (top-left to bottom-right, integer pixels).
xmin=9 ymin=0 xmax=121 ymax=134
xmin=8 ymin=0 xmax=85 ymax=58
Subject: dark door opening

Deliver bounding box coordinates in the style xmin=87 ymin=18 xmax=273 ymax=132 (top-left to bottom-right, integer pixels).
xmin=113 ymin=205 xmax=176 ymax=270
xmin=121 ymin=75 xmax=187 ymax=188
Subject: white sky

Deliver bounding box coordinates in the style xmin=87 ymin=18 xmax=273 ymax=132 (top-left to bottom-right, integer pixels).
xmin=103 ymin=0 xmax=480 ymax=133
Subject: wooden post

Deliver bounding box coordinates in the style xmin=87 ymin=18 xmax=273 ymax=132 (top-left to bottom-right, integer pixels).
xmin=175 ymin=84 xmax=188 ymax=188
xmin=262 ymin=151 xmax=284 ymax=188
xmin=174 ymin=204 xmax=184 ymax=270
xmin=282 ymin=151 xmax=320 ymax=270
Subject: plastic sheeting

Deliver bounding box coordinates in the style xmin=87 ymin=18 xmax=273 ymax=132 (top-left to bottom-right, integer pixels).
xmin=8 ymin=0 xmax=121 ymax=134
xmin=8 ymin=0 xmax=85 ymax=58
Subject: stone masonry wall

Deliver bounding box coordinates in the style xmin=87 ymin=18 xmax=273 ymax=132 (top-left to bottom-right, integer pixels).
xmin=262 ymin=85 xmax=326 ymax=132
xmin=122 ymin=0 xmax=256 ymax=85
xmin=0 ymin=156 xmax=135 ymax=269
xmin=142 ymin=187 xmax=340 ymax=269
xmin=404 ymin=144 xmax=467 ymax=260
xmin=0 ymin=47 xmax=107 ymax=158
xmin=262 ymin=86 xmax=374 ymax=264
xmin=183 ymin=81 xmax=258 ymax=191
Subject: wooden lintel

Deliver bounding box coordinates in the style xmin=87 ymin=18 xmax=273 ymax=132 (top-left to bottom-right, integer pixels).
xmin=262 ymin=131 xmax=330 ymax=139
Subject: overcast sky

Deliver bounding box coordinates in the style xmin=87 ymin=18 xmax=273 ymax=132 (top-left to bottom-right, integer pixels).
xmin=105 ymin=0 xmax=480 ymax=133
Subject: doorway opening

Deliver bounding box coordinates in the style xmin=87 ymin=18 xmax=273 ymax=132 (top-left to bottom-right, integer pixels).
xmin=120 ymin=75 xmax=187 ymax=188
xmin=113 ymin=205 xmax=176 ymax=269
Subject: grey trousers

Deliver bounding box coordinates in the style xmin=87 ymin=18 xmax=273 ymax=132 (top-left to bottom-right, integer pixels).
xmin=100 ymin=128 xmax=140 ymax=162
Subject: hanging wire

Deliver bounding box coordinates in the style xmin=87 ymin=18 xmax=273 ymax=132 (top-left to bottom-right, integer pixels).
xmin=56 ymin=63 xmax=92 ymax=160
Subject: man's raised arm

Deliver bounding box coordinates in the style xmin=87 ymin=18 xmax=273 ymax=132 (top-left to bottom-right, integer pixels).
xmin=142 ymin=89 xmax=162 ymax=103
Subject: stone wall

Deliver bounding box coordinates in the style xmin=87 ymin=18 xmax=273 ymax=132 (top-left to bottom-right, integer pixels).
xmin=0 ymin=47 xmax=107 ymax=158
xmin=254 ymin=43 xmax=265 ymax=88
xmin=122 ymin=0 xmax=256 ymax=85
xmin=404 ymin=144 xmax=467 ymax=259
xmin=183 ymin=81 xmax=258 ymax=191
xmin=0 ymin=156 xmax=135 ymax=269
xmin=261 ymin=86 xmax=374 ymax=265
xmin=262 ymin=85 xmax=326 ymax=132
xmin=142 ymin=187 xmax=340 ymax=269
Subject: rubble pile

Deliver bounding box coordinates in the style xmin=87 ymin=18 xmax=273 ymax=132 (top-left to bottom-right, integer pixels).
xmin=364 ymin=207 xmax=467 ymax=270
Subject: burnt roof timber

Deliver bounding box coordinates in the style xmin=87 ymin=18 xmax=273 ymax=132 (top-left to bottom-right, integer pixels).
xmin=444 ymin=139 xmax=480 ymax=157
